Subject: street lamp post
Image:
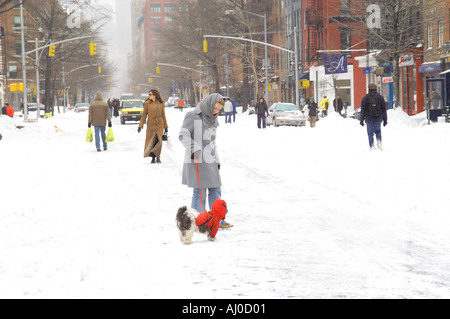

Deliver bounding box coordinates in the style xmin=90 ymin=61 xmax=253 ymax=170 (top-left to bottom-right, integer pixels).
xmin=20 ymin=3 xmax=28 ymax=122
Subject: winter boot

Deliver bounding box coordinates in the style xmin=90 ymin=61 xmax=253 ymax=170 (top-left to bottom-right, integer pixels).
xmin=151 ymin=156 xmax=156 ymax=163
xmin=156 ymin=157 xmax=161 ymax=163
xmin=377 ymin=141 xmax=383 ymax=151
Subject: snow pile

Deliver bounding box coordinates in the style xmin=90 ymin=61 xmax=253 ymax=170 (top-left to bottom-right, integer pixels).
xmin=0 ymin=116 xmax=23 ymax=136
xmin=387 ymin=107 xmax=420 ymax=128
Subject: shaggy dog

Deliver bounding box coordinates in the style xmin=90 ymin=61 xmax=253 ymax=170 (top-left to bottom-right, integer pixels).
xmin=176 ymin=199 xmax=227 ymax=244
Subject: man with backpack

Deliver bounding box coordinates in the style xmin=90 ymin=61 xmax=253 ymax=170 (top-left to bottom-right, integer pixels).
xmin=360 ymin=83 xmax=388 ymax=150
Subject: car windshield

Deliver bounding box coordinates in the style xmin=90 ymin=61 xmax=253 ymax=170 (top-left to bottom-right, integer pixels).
xmin=276 ymin=104 xmax=298 ymax=111
xmin=123 ymin=101 xmax=143 ymax=108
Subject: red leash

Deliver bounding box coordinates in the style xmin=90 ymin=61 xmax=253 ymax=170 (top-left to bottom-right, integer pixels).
xmin=195 ymin=160 xmax=207 ymax=213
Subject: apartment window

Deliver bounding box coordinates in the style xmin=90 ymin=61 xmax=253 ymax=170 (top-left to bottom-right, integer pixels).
xmin=150 ymin=4 xmax=161 ymax=13
xmin=151 ymin=27 xmax=161 ymax=34
xmin=340 ymin=0 xmax=350 ymax=16
xmin=13 ymin=16 xmax=21 ymax=32
xmin=164 ymin=4 xmax=176 ymax=13
xmin=164 ymin=16 xmax=173 ymax=23
xmin=427 ymin=23 xmax=432 ymax=48
xmin=150 ymin=16 xmax=161 ymax=24
xmin=15 ymin=39 xmax=21 ymax=55
xmin=9 ymin=64 xmax=18 ymax=79
xmin=439 ymin=21 xmax=444 ymax=47
xmin=340 ymin=28 xmax=351 ymax=52
xmin=152 ymin=38 xmax=161 ymax=45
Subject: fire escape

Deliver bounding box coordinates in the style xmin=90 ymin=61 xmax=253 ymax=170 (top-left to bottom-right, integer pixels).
xmin=305 ymin=2 xmax=323 ymax=63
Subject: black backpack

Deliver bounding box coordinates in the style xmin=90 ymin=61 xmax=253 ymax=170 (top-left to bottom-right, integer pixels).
xmin=366 ymin=94 xmax=382 ymax=117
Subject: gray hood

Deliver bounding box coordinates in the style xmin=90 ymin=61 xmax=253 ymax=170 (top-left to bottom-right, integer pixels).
xmin=196 ymin=93 xmax=224 ymax=127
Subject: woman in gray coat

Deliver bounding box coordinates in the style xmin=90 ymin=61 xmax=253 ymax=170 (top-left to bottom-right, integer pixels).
xmin=179 ymin=93 xmax=231 ymax=227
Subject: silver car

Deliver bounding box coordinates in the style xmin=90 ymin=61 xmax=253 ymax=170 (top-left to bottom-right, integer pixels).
xmin=267 ymin=102 xmax=306 ymax=127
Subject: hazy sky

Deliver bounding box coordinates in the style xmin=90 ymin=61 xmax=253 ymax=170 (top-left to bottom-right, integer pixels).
xmin=97 ymin=0 xmax=132 ymax=95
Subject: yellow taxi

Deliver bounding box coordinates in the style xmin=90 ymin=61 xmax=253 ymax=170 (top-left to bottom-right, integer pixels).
xmin=120 ymin=99 xmax=144 ymax=124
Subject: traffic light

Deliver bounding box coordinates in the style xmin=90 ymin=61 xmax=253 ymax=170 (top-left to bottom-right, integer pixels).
xmin=98 ymin=66 xmax=101 ymax=74
xmin=90 ymin=41 xmax=97 ymax=56
xmin=203 ymin=40 xmax=208 ymax=53
xmin=48 ymin=45 xmax=56 ymax=57
xmin=156 ymin=66 xmax=160 ymax=74
xmin=148 ymin=77 xmax=153 ymax=83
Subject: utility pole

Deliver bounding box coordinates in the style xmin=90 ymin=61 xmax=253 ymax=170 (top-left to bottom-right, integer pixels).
xmin=20 ymin=3 xmax=28 ymax=122
xmin=294 ymin=27 xmax=299 ymax=108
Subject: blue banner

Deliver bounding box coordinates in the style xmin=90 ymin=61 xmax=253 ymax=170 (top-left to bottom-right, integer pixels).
xmin=321 ymin=54 xmax=348 ymax=75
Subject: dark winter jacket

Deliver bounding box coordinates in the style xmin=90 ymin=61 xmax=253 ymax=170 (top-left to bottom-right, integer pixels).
xmin=360 ymin=91 xmax=387 ymax=123
xmin=195 ymin=199 xmax=227 ymax=238
xmin=1 ymin=106 xmax=6 ymax=115
xmin=333 ymin=98 xmax=343 ymax=112
xmin=308 ymin=102 xmax=318 ymax=117
xmin=255 ymin=98 xmax=268 ymax=115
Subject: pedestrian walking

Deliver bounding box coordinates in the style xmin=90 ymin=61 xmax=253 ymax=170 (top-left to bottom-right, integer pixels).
xmin=255 ymin=97 xmax=269 ymax=129
xmin=177 ymin=98 xmax=185 ymax=112
xmin=333 ymin=95 xmax=343 ymax=115
xmin=138 ymin=89 xmax=168 ymax=163
xmin=360 ymin=83 xmax=388 ymax=150
xmin=224 ymin=98 xmax=233 ymax=123
xmin=232 ymin=100 xmax=237 ymax=122
xmin=88 ymin=91 xmax=112 ymax=152
xmin=319 ymin=96 xmax=329 ymax=117
xmin=113 ymin=98 xmax=119 ymax=118
xmin=179 ymin=93 xmax=232 ymax=228
xmin=2 ymin=103 xmax=7 ymax=115
xmin=306 ymin=97 xmax=318 ymax=128
xmin=107 ymin=98 xmax=113 ymax=117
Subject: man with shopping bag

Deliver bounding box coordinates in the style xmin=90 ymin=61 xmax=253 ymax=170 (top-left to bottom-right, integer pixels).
xmin=88 ymin=91 xmax=112 ymax=152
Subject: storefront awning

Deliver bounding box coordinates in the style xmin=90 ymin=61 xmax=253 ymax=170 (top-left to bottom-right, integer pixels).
xmin=440 ymin=69 xmax=450 ymax=75
xmin=298 ymin=72 xmax=309 ymax=80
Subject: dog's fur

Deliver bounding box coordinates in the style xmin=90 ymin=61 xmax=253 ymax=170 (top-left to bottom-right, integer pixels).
xmin=176 ymin=206 xmax=211 ymax=244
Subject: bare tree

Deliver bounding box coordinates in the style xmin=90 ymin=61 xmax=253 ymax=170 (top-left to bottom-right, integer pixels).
xmin=25 ymin=0 xmax=113 ymax=111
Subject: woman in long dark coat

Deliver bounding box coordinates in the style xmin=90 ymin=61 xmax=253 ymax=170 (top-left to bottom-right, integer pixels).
xmin=138 ymin=89 xmax=168 ymax=163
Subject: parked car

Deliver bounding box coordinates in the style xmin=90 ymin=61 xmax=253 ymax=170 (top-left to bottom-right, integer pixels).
xmin=267 ymin=102 xmax=306 ymax=127
xmin=120 ymin=99 xmax=144 ymax=124
xmin=73 ymin=103 xmax=90 ymax=113
xmin=165 ymin=96 xmax=179 ymax=108
xmin=27 ymin=103 xmax=45 ymax=112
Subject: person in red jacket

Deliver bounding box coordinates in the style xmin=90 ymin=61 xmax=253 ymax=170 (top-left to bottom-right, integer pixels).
xmin=6 ymin=104 xmax=14 ymax=118
xmin=195 ymin=199 xmax=228 ymax=240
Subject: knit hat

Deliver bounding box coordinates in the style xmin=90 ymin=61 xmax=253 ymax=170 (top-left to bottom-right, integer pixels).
xmin=368 ymin=83 xmax=377 ymax=91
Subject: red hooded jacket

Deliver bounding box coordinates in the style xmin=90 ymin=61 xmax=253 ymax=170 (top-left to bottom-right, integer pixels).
xmin=6 ymin=105 xmax=14 ymax=117
xmin=195 ymin=199 xmax=227 ymax=238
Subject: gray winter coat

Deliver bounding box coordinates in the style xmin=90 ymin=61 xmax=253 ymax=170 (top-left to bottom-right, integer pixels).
xmin=179 ymin=93 xmax=223 ymax=188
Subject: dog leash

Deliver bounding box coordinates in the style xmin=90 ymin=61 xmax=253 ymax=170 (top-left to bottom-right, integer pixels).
xmin=194 ymin=159 xmax=208 ymax=213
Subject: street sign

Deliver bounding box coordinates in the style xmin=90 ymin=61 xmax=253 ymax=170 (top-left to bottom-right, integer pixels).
xmin=382 ymin=77 xmax=393 ymax=83
xmin=299 ymin=79 xmax=310 ymax=89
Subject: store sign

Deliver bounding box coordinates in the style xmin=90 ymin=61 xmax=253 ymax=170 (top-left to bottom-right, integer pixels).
xmin=298 ymin=80 xmax=310 ymax=89
xmin=321 ymin=54 xmax=348 ymax=75
xmin=399 ymin=55 xmax=414 ymax=67
xmin=382 ymin=77 xmax=393 ymax=83
xmin=418 ymin=64 xmax=441 ymax=73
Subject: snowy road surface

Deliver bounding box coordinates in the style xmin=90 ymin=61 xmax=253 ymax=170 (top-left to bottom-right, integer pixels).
xmin=1 ymin=106 xmax=450 ymax=298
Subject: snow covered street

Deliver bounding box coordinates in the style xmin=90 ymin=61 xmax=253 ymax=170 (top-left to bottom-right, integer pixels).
xmin=1 ymin=107 xmax=450 ymax=298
